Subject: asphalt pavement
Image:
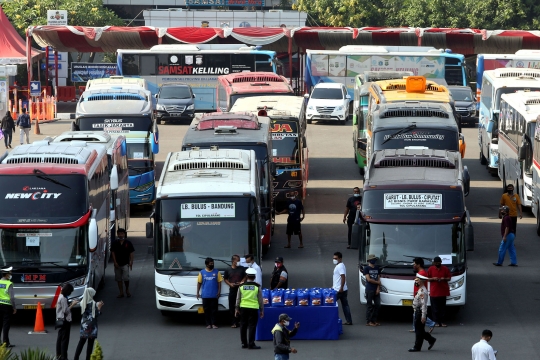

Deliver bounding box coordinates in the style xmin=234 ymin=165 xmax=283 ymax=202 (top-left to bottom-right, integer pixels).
xmin=7 ymin=118 xmax=540 ymax=359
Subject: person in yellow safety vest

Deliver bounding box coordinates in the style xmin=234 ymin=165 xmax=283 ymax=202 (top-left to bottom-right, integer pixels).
xmin=0 ymin=266 xmax=16 ymax=348
xmin=235 ymin=267 xmax=264 ymax=350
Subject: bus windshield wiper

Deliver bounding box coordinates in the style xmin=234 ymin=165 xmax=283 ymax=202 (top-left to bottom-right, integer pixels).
xmin=128 ymin=166 xmax=143 ymax=173
xmin=10 ymin=261 xmax=76 ymax=272
xmin=403 ymin=255 xmax=434 ymax=263
xmin=381 ymin=124 xmax=417 ymax=145
xmin=198 ymin=257 xmax=232 ymax=267
xmin=33 ymin=169 xmax=71 ymax=189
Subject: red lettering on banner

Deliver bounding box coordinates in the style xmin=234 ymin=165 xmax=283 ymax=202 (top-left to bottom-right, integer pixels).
xmin=24 ymin=275 xmax=32 ymax=281
xmin=39 ymin=275 xmax=46 ymax=281
xmin=271 ymin=124 xmax=293 ymax=133
xmin=158 ymin=66 xmax=194 ymax=75
xmin=272 ymin=157 xmax=296 ymax=163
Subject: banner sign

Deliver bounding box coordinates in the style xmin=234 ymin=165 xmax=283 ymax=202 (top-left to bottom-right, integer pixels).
xmin=181 ymin=203 xmax=236 ymax=218
xmin=47 ymin=10 xmax=68 ymax=26
xmin=384 ymin=193 xmax=442 ymax=209
xmin=186 ymin=0 xmax=264 ymax=6
xmin=71 ymin=63 xmax=117 ymax=82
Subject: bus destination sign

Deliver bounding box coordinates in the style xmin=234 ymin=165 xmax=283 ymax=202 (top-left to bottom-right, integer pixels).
xmin=186 ymin=0 xmax=264 ymax=6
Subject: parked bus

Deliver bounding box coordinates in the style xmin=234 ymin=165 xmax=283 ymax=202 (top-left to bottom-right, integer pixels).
xmin=53 ymin=131 xmax=131 ymax=240
xmin=73 ymin=87 xmax=159 ymax=206
xmin=216 ymin=72 xmax=295 ymax=112
xmin=117 ymin=44 xmax=278 ymax=111
xmin=230 ymin=96 xmax=308 ymax=211
xmin=476 ymin=50 xmax=540 ymax=107
xmin=86 ymin=76 xmax=148 ymax=91
xmin=478 ymin=68 xmax=540 ymax=174
xmin=353 ymin=71 xmax=414 ymax=174
xmin=306 ymin=45 xmax=467 ymax=113
xmin=498 ymin=92 xmax=539 ymax=208
xmin=146 ymin=148 xmax=264 ymax=314
xmin=182 ymin=112 xmax=273 ymax=253
xmin=0 ymin=140 xmax=116 ymax=309
xmin=531 ymin=111 xmax=540 ymax=232
xmin=352 ymin=149 xmax=473 ymax=307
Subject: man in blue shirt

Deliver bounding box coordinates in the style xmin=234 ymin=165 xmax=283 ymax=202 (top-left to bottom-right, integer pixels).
xmin=363 ymin=254 xmax=381 ymax=326
xmin=196 ymin=257 xmax=222 ymax=329
xmin=279 ymin=191 xmax=305 ymax=249
xmin=15 ymin=108 xmax=31 ymax=145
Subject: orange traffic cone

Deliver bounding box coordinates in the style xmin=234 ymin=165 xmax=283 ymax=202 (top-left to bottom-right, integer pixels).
xmin=28 ymin=302 xmax=47 ymax=334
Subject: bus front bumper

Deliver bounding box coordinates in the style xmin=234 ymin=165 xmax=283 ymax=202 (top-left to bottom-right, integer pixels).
xmin=156 ymin=292 xmax=229 ymax=312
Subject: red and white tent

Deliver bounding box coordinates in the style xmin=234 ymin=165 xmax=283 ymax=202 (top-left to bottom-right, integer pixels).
xmin=0 ymin=6 xmax=43 ymax=64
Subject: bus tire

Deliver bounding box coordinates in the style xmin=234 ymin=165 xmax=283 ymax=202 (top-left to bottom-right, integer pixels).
xmin=536 ymin=209 xmax=540 ymax=236
xmin=161 ymin=310 xmax=174 ymax=317
xmin=359 ymin=166 xmax=365 ymax=176
xmin=479 ymin=148 xmax=487 ymax=165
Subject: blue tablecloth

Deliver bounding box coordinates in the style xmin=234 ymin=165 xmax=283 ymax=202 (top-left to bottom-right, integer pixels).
xmin=255 ymin=305 xmax=341 ymax=340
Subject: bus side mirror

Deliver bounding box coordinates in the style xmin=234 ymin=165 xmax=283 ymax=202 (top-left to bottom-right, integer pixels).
xmin=465 ymin=216 xmax=474 ymax=251
xmin=110 ymin=165 xmax=119 ymax=191
xmin=89 ymin=213 xmax=98 ymax=252
xmin=71 ymin=122 xmax=79 ymax=131
xmin=146 ymin=222 xmax=153 ymax=239
xmin=121 ymin=140 xmax=127 ymax=157
xmin=303 ymin=93 xmax=309 ymax=99
xmin=151 ymin=132 xmax=159 ymax=155
xmin=270 ymin=162 xmax=277 ymax=176
xmin=486 ymin=121 xmax=494 ymax=133
xmin=154 ymin=94 xmax=158 ymax=99
xmin=302 ymin=136 xmax=307 ymax=149
xmin=260 ymin=219 xmax=267 ymax=236
xmin=463 ymin=166 xmax=470 ymax=197
xmin=518 ymin=143 xmax=527 ymax=161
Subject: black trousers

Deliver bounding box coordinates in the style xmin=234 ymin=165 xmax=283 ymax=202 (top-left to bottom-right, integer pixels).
xmin=0 ymin=304 xmax=12 ymax=345
xmin=511 ymin=216 xmax=518 ymax=235
xmin=430 ymin=296 xmax=446 ymax=325
xmin=413 ymin=310 xmax=435 ymax=350
xmin=347 ymin=222 xmax=354 ymax=245
xmin=228 ymin=287 xmax=240 ymax=325
xmin=365 ymin=290 xmax=381 ymax=323
xmin=74 ymin=337 xmax=95 ymax=360
xmin=202 ymin=298 xmax=218 ymax=326
xmin=56 ymin=321 xmax=71 ymax=360
xmin=240 ymin=308 xmax=259 ymax=347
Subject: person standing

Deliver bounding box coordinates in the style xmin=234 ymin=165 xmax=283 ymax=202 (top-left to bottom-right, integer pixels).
xmin=343 ymin=187 xmax=362 ymax=249
xmin=235 ymin=268 xmax=264 ymax=349
xmin=56 ymin=284 xmax=79 ymax=360
xmin=427 ymin=256 xmax=450 ymax=327
xmin=500 ymin=184 xmax=522 ymax=234
xmin=472 ymin=329 xmax=496 ymax=360
xmin=242 ymin=254 xmax=262 ymax=286
xmin=73 ymin=288 xmax=103 ymax=360
xmin=0 ymin=267 xmax=15 ymax=348
xmin=408 ymin=274 xmax=436 ymax=352
xmin=1 ymin=111 xmax=15 ymax=149
xmin=272 ymin=314 xmax=299 ymax=360
xmin=15 ymin=108 xmax=31 ymax=145
xmin=364 ymin=254 xmax=381 ymax=326
xmin=196 ymin=257 xmax=222 ymax=329
xmin=111 ymin=228 xmax=135 ymax=298
xmin=333 ymin=252 xmax=353 ymax=325
xmin=270 ymin=257 xmax=289 ymax=290
xmin=280 ymin=192 xmax=305 ymax=249
xmin=411 ymin=258 xmax=435 ymax=333
xmin=224 ymin=254 xmax=246 ymax=328
xmin=493 ymin=205 xmax=517 ymax=267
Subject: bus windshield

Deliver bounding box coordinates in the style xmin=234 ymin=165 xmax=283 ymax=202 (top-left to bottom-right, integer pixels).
xmin=271 ymin=120 xmax=299 ymax=163
xmin=374 ymin=128 xmax=459 ymax=152
xmin=155 ymin=197 xmax=258 ymax=272
xmin=127 ymin=143 xmax=153 ymax=175
xmin=0 ymin=175 xmax=88 ymax=224
xmin=77 ymin=116 xmax=153 ymax=133
xmin=361 ymin=222 xmax=465 ymax=266
xmin=495 ymin=88 xmax=540 ymax=110
xmin=0 ymin=228 xmax=88 ymax=270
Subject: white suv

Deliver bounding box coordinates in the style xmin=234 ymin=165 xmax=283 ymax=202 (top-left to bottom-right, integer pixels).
xmin=305 ymin=83 xmax=350 ymax=125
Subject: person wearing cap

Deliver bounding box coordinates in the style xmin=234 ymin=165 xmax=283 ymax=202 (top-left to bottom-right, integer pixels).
xmin=235 ymin=267 xmax=264 ymax=349
xmin=427 ymin=256 xmax=450 ymax=327
xmin=494 ymin=205 xmax=517 ymax=267
xmin=363 ymin=254 xmax=381 ymax=326
xmin=500 ymin=184 xmax=522 ymax=234
xmin=409 ymin=273 xmax=436 ymax=352
xmin=270 ymin=257 xmax=288 ymax=290
xmin=411 ymin=258 xmax=435 ymax=333
xmin=0 ymin=266 xmax=16 ymax=348
xmin=272 ymin=314 xmax=299 ymax=359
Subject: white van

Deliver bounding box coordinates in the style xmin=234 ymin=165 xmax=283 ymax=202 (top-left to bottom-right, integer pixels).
xmin=305 ymin=83 xmax=350 ymax=125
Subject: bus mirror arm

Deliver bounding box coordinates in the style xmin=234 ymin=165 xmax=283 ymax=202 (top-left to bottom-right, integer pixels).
xmin=465 ymin=210 xmax=474 ymax=251
xmin=486 ymin=121 xmax=494 ymax=133
xmin=518 ymin=143 xmax=527 ymax=162
xmin=110 ymin=165 xmax=119 ymax=191
xmin=270 ymin=162 xmax=277 ymax=176
xmin=89 ymin=209 xmax=98 ymax=252
xmin=146 ymin=222 xmax=153 ymax=239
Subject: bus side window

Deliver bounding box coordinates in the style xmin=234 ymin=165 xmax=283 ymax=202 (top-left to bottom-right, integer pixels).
xmin=140 ymin=55 xmax=157 ymax=76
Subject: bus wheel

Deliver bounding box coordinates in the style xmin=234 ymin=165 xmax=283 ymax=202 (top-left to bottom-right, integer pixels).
xmin=161 ymin=310 xmax=174 ymax=317
xmin=262 ymin=244 xmax=270 ymax=255
xmin=359 ymin=167 xmax=365 ymax=176
xmin=536 ymin=209 xmax=540 ymax=236
xmin=479 ymin=149 xmax=487 ymax=165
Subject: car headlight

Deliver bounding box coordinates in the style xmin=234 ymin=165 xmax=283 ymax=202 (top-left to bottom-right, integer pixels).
xmin=467 ymin=105 xmax=475 ymax=111
xmin=156 ymin=286 xmax=180 ymax=298
xmin=187 ymin=104 xmax=194 ymax=110
xmin=307 ymin=105 xmax=314 ymax=110
xmin=448 ymin=276 xmax=464 ymax=290
xmin=336 ymin=106 xmax=344 ymax=111
xmin=134 ymin=181 xmax=154 ymax=192
xmin=156 ymin=104 xmax=165 ymax=111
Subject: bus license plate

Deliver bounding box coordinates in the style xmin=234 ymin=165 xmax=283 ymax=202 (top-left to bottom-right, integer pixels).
xmin=402 ymin=299 xmax=413 ymax=306
xmin=197 ymin=307 xmax=204 ymax=314
xmin=23 ymin=304 xmax=44 ymax=310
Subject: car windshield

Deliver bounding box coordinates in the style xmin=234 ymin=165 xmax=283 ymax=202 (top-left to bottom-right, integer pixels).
xmin=374 ymin=128 xmax=459 ymax=152
xmin=311 ymin=88 xmax=343 ymax=100
xmin=271 ymin=120 xmax=299 ymax=163
xmin=155 ymin=197 xmax=259 ymax=271
xmin=159 ymin=86 xmax=192 ymax=99
xmin=450 ymin=89 xmax=473 ymax=101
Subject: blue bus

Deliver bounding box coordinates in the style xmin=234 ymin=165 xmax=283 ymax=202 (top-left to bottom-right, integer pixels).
xmin=116 ymin=44 xmax=278 ymax=111
xmin=73 ymin=87 xmax=159 ymax=206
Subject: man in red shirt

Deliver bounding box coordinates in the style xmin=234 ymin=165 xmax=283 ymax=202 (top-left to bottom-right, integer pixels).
xmin=427 ymin=256 xmax=451 ymax=327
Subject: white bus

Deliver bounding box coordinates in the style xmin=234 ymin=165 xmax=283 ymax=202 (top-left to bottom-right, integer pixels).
xmin=86 ymin=76 xmax=149 ymax=91
xmin=499 ymin=93 xmax=540 ymax=208
xmin=478 ymin=68 xmax=540 ymax=174
xmin=146 ymin=148 xmax=265 ymax=314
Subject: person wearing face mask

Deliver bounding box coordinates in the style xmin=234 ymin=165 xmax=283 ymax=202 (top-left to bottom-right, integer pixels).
xmin=499 ymin=184 xmax=522 ymax=235
xmin=279 ymin=191 xmax=305 ymax=249
xmin=411 ymin=258 xmax=435 ymax=333
xmin=270 ymin=257 xmax=288 ymax=290
xmin=363 ymin=254 xmax=381 ymax=326
xmin=332 ymin=252 xmax=353 ymax=325
xmin=409 ymin=274 xmax=436 ymax=352
xmin=235 ymin=268 xmax=264 ymax=349
xmin=493 ymin=205 xmax=517 ymax=267
xmin=427 ymin=257 xmax=450 ymax=328
xmin=224 ymin=255 xmax=246 ymax=328
xmin=196 ymin=257 xmax=222 ymax=329
xmin=272 ymin=313 xmax=299 ymax=359
xmin=241 ymin=254 xmax=262 ymax=286
xmin=343 ymin=187 xmax=362 ymax=249
xmin=0 ymin=266 xmax=16 ymax=348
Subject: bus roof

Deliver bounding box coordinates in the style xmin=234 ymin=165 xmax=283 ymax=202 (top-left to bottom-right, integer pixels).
xmin=86 ymin=76 xmax=148 ymax=90
xmin=52 ymin=131 xmax=125 ymax=155
xmin=218 ymin=72 xmax=293 ymax=95
xmin=157 ymin=148 xmax=257 ymax=198
xmin=76 ymin=88 xmax=153 ymax=117
xmin=370 ymin=77 xmax=452 ymax=104
xmin=119 ymin=44 xmax=274 ymax=55
xmin=372 ymin=102 xmax=457 ymax=130
xmin=307 ymin=46 xmax=463 ymax=58
xmin=230 ymin=96 xmax=305 ymax=117
xmin=356 ymin=71 xmax=416 ymax=86
xmin=501 ymin=92 xmax=540 ymax=121
xmin=482 ymin=68 xmax=540 ymax=87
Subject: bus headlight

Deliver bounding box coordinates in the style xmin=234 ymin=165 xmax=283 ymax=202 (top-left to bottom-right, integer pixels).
xmin=448 ymin=276 xmax=464 ymax=290
xmin=156 ymin=286 xmax=180 ymax=298
xmin=156 ymin=104 xmax=166 ymax=111
xmin=187 ymin=104 xmax=194 ymax=110
xmin=467 ymin=105 xmax=475 ymax=111
xmin=134 ymin=181 xmax=154 ymax=192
